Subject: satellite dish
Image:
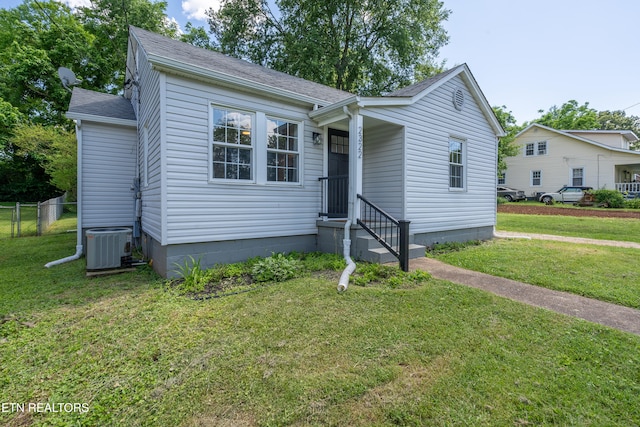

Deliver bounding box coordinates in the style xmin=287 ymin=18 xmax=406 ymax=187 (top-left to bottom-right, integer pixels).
xmin=58 ymin=67 xmax=82 ymax=92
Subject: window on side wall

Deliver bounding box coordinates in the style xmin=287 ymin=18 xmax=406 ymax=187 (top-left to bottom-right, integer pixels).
xmin=266 ymin=117 xmax=299 ymax=182
xmin=531 ymin=170 xmax=542 ymax=186
xmin=572 ymin=168 xmax=584 ymax=186
xmin=449 ymin=138 xmax=465 ymax=189
xmin=525 ymin=141 xmax=547 ymax=156
xmin=211 ymin=106 xmax=254 ymax=181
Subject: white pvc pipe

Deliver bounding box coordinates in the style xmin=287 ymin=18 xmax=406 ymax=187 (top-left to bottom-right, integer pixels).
xmin=45 ymin=118 xmax=84 ymax=268
xmin=337 ymin=220 xmax=356 ymax=292
xmin=45 ymin=245 xmax=83 ymax=268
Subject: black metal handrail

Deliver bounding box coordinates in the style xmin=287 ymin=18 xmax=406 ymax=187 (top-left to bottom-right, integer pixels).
xmin=357 ymin=194 xmax=410 ymax=272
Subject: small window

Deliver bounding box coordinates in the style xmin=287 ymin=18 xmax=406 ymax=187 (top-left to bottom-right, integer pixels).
xmin=572 ymin=168 xmax=584 ymax=186
xmin=449 ymin=138 xmax=465 ymax=189
xmin=525 ymin=143 xmax=535 ymax=156
xmin=537 ymin=141 xmax=547 ymax=155
xmin=525 ymin=141 xmax=547 ymax=156
xmin=266 ymin=117 xmax=299 ymax=182
xmin=497 ymin=173 xmax=506 ymax=185
xmin=531 ymin=170 xmax=542 ymax=186
xmin=211 ymin=107 xmax=253 ymax=180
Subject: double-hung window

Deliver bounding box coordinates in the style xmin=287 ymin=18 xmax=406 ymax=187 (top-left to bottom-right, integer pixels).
xmin=267 ymin=117 xmax=299 ymax=182
xmin=525 ymin=141 xmax=547 ymax=157
xmin=572 ymin=168 xmax=584 ymax=186
xmin=531 ymin=170 xmax=542 ymax=186
xmin=449 ymin=138 xmax=465 ymax=189
xmin=211 ymin=107 xmax=253 ymax=180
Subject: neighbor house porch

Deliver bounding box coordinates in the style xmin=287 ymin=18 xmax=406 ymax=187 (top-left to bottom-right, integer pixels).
xmin=615 ymin=164 xmax=640 ymax=194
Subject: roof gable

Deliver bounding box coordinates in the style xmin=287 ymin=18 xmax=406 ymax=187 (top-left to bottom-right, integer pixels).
xmin=310 ymin=64 xmax=505 ymax=136
xmin=385 ymin=64 xmax=467 ymax=98
xmin=516 ymin=123 xmax=640 ymax=155
xmin=129 ymin=26 xmax=353 ymax=106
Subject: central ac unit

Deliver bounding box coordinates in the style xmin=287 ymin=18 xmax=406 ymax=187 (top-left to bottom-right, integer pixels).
xmin=86 ymin=227 xmax=132 ymax=270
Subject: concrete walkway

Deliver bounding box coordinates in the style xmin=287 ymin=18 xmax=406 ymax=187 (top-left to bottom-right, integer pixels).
xmin=408 ymin=234 xmax=640 ymax=336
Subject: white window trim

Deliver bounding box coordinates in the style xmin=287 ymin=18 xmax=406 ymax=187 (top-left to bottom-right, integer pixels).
xmin=571 ymin=167 xmax=585 ymax=186
xmin=525 ymin=141 xmax=548 ymax=157
xmin=209 ymin=103 xmax=256 ymax=184
xmin=531 ymin=170 xmax=542 ymax=187
xmin=448 ymin=137 xmax=466 ymax=191
xmin=208 ymin=103 xmax=305 ymax=186
xmin=264 ymin=114 xmax=304 ymax=186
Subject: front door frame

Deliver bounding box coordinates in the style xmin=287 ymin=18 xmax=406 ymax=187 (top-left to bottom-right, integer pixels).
xmin=327 ymin=128 xmax=349 ymax=217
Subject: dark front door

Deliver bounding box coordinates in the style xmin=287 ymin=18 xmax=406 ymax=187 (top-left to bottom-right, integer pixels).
xmin=327 ymin=128 xmax=349 ymax=217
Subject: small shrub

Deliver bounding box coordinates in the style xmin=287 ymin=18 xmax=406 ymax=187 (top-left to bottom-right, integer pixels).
xmin=251 ymin=253 xmax=302 ymax=283
xmin=590 ymin=189 xmax=625 ymax=208
xmin=624 ymin=197 xmax=640 ymax=209
xmin=351 ymin=262 xmax=431 ymax=288
xmin=497 ymin=197 xmax=508 ymax=205
xmin=172 ymin=256 xmax=211 ymax=293
xmin=297 ymin=252 xmax=345 ymax=272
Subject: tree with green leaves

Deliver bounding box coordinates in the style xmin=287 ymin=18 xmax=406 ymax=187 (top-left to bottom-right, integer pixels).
xmin=534 ymin=100 xmax=599 ymax=130
xmin=0 ymin=0 xmax=95 ymax=127
xmin=207 ymin=0 xmax=450 ymax=95
xmin=597 ymin=110 xmax=640 ymax=150
xmin=493 ymin=105 xmax=522 ymax=177
xmin=10 ymin=124 xmax=77 ymax=199
xmin=77 ymin=0 xmax=179 ymax=91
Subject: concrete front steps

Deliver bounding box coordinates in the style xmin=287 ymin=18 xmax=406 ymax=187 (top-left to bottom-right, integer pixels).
xmin=355 ymin=232 xmax=426 ymax=264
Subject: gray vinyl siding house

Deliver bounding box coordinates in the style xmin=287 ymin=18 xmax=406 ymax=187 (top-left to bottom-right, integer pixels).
xmin=66 ymin=27 xmax=504 ymax=278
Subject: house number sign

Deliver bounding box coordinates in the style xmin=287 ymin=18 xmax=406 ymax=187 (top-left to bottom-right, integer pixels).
xmin=358 ymin=126 xmax=363 ymax=159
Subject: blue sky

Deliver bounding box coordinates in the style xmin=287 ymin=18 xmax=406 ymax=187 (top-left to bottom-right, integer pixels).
xmin=4 ymin=0 xmax=639 ymax=125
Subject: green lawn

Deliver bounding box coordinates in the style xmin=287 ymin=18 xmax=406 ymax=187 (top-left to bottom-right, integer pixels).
xmin=497 ymin=212 xmax=640 ymax=243
xmin=1 ymin=230 xmax=639 ymax=426
xmin=430 ymin=213 xmax=640 ymax=309
xmin=0 ymin=203 xmax=38 ymax=238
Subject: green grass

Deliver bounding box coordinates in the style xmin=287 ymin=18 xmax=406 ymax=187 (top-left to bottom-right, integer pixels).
xmin=432 ymin=239 xmax=640 ymax=308
xmin=1 ymin=232 xmax=640 ymax=426
xmin=0 ymin=203 xmax=38 ymax=238
xmin=0 ymin=203 xmax=76 ymax=239
xmin=497 ymin=212 xmax=640 ymax=243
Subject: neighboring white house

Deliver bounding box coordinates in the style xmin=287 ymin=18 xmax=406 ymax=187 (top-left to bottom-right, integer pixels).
xmin=503 ymin=123 xmax=640 ymax=197
xmin=66 ymin=26 xmax=504 ymax=278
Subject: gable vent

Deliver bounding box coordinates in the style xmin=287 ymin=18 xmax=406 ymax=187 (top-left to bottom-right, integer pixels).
xmin=452 ymin=88 xmax=465 ymax=111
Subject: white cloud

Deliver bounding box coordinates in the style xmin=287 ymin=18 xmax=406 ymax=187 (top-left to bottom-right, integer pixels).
xmin=182 ymin=0 xmax=220 ymax=21
xmin=58 ymin=0 xmax=92 ymax=8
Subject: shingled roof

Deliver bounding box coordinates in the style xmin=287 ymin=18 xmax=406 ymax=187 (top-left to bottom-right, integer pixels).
xmin=67 ymin=87 xmax=136 ymax=122
xmin=130 ymin=26 xmax=353 ymax=105
xmin=385 ymin=64 xmax=467 ymax=97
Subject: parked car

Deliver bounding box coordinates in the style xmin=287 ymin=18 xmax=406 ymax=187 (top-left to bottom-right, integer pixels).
xmin=497 ymin=186 xmax=526 ymax=202
xmin=538 ymin=186 xmax=593 ymax=204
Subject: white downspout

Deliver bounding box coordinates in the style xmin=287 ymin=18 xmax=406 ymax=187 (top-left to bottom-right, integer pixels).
xmin=45 ymin=119 xmax=83 ymax=268
xmin=337 ymin=106 xmax=359 ymax=292
xmin=337 ymin=220 xmax=356 ymax=292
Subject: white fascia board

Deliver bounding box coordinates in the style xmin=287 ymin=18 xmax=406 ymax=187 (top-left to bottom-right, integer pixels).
xmin=148 ymin=53 xmax=328 ymax=107
xmin=309 ymin=95 xmax=359 ymax=126
xmin=309 ymin=96 xmax=414 ymax=126
xmin=356 ymin=97 xmax=414 ymax=107
xmin=65 ymin=112 xmax=137 ymax=127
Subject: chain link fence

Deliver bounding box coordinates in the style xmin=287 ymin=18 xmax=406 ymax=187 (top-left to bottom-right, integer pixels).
xmin=0 ymin=195 xmax=76 ymax=239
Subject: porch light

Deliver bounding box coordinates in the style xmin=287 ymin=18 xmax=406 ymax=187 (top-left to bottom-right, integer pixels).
xmin=312 ymin=132 xmax=323 ymax=145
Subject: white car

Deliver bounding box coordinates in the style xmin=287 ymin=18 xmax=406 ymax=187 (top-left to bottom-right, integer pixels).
xmin=538 ymin=186 xmax=593 ymax=204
